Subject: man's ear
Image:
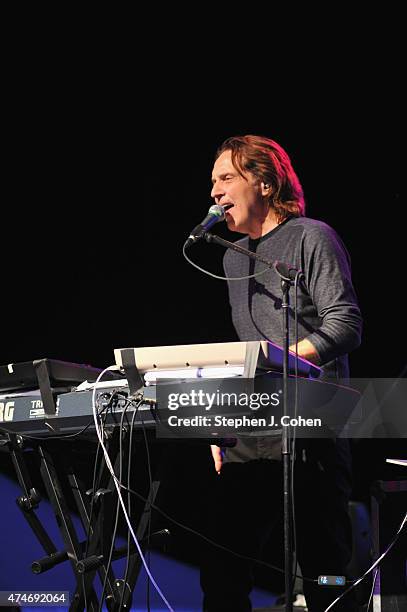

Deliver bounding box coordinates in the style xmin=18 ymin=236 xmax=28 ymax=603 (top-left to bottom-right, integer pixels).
xmin=261 ymin=182 xmax=271 ymax=196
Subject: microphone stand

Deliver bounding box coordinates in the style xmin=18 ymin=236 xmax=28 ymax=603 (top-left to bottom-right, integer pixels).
xmin=204 ymin=231 xmax=296 ymax=612
xmin=281 ymin=276 xmax=294 ymax=612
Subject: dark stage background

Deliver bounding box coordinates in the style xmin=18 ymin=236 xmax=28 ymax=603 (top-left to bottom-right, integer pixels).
xmin=2 ymin=117 xmax=404 ymax=377
xmin=1 ymin=108 xmax=406 ymax=592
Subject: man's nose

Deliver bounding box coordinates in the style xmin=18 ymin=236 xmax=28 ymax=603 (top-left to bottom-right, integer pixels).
xmin=211 ymin=181 xmax=224 ymax=200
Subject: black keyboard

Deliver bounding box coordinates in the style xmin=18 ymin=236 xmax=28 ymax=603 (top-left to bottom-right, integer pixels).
xmin=0 ymin=384 xmax=157 ymax=437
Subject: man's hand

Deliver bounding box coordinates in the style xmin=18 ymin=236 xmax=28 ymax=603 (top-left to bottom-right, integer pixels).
xmin=210 ymin=445 xmax=223 ymax=474
xmin=289 ymin=338 xmax=320 ymax=364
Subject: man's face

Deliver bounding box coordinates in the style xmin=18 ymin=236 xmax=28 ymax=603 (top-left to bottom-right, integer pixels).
xmin=211 ymin=150 xmax=268 ymax=235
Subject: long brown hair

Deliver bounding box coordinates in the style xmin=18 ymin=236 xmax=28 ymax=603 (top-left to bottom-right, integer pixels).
xmin=216 ymin=135 xmax=305 ymax=221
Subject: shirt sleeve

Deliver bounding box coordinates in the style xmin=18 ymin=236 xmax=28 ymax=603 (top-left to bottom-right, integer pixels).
xmin=301 ymin=223 xmax=363 ymax=364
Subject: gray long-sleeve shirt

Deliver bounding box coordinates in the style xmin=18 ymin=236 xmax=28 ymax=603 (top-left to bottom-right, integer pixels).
xmin=223 ymin=215 xmax=362 ymax=462
xmin=224 ymin=216 xmax=362 ymax=378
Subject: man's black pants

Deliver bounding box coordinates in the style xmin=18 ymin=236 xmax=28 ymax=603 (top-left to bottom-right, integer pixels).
xmin=200 ymin=440 xmax=357 ymax=612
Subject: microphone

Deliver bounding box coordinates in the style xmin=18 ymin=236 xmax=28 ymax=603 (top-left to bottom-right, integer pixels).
xmin=184 ymin=204 xmax=227 ymax=248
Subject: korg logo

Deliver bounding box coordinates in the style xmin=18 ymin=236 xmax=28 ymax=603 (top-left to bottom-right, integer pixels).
xmin=0 ymin=401 xmax=15 ymax=422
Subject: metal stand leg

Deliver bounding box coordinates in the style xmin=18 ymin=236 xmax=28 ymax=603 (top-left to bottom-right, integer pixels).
xmin=4 ymin=428 xmax=171 ymax=611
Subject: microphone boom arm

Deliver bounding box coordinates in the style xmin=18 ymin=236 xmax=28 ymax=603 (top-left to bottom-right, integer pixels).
xmin=203 ymin=231 xmax=302 ymax=281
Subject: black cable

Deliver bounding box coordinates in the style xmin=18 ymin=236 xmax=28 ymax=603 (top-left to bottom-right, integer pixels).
xmin=84 ymin=409 xmax=110 ymax=556
xmin=118 ymin=400 xmax=141 ymax=611
xmin=83 ymin=391 xmax=124 ymax=559
xmin=121 ymin=476 xmax=314 ymax=582
xmin=121 ymin=479 xmax=407 ymax=594
xmin=141 ymin=416 xmax=153 ymax=612
xmin=82 ymin=407 xmax=110 ymax=611
xmin=82 ymin=445 xmax=101 ymax=612
xmin=98 ymin=401 xmax=131 ymax=611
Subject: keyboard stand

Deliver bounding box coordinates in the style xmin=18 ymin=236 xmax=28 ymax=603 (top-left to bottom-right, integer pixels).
xmin=4 ymin=424 xmax=164 ymax=611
